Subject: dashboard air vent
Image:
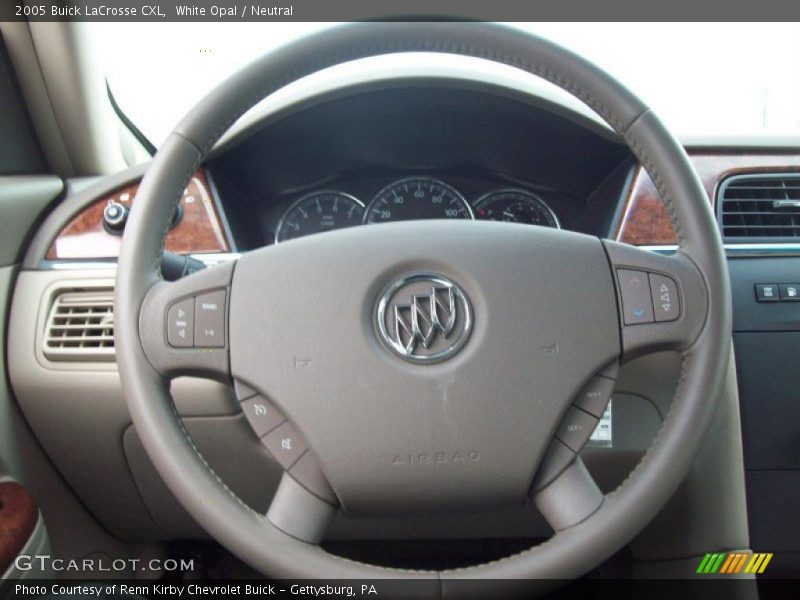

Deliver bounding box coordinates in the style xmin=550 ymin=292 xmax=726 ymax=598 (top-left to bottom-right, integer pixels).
xmin=718 ymin=173 xmax=800 ymax=241
xmin=43 ymin=289 xmax=115 ymax=361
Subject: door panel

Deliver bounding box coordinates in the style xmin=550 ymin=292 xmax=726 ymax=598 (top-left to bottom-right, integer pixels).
xmin=0 ymin=177 xmax=61 ymax=268
xmin=0 ymin=180 xmax=134 ymax=579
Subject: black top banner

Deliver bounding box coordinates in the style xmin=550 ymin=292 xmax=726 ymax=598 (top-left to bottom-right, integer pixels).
xmin=2 ymin=0 xmax=800 ymax=22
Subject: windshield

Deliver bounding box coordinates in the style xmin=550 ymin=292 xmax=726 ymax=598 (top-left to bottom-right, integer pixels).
xmin=90 ymin=22 xmax=800 ymax=146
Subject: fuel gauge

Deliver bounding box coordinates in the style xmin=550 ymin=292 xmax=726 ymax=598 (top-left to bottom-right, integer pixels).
xmin=474 ymin=190 xmax=560 ymax=228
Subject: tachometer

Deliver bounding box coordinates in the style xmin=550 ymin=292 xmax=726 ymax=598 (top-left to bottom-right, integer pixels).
xmin=364 ymin=178 xmax=473 ymax=224
xmin=473 ymin=190 xmax=560 ymax=228
xmin=276 ymin=191 xmax=364 ymax=242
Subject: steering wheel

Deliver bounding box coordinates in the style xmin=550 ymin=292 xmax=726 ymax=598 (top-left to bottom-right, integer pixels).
xmin=115 ymin=22 xmax=731 ymax=590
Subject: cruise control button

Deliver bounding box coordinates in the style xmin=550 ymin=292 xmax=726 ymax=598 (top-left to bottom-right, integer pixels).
xmin=556 ymin=406 xmax=599 ymax=453
xmin=779 ymin=284 xmax=800 ymax=302
xmin=241 ymin=396 xmax=285 ymax=437
xmin=755 ymin=284 xmax=780 ymax=302
xmin=530 ymin=438 xmax=576 ymax=493
xmin=617 ymin=269 xmax=654 ymax=325
xmin=195 ymin=289 xmax=226 ymax=348
xmin=167 ymin=297 xmax=194 ymax=347
xmin=574 ymin=376 xmax=615 ymax=418
xmin=289 ymin=452 xmax=337 ymax=504
xmin=649 ymin=273 xmax=680 ymax=322
xmin=263 ymin=422 xmax=307 ymax=469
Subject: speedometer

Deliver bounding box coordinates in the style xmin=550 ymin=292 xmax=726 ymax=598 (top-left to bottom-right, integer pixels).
xmin=364 ymin=178 xmax=473 ymax=224
xmin=474 ymin=190 xmax=560 ymax=228
xmin=276 ymin=191 xmax=364 ymax=242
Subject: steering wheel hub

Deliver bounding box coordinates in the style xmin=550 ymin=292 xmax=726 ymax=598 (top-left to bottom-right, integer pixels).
xmin=228 ymin=220 xmax=619 ymax=515
xmin=375 ymin=271 xmax=473 ymax=364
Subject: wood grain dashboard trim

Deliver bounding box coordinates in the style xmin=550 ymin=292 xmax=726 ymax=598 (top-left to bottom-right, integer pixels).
xmin=46 ymin=170 xmax=231 ymax=260
xmin=0 ymin=481 xmax=38 ymax=575
xmin=616 ymin=153 xmax=800 ymax=246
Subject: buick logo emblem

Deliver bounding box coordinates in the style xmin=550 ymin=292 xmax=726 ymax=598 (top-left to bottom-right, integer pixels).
xmin=376 ymin=273 xmax=472 ymax=363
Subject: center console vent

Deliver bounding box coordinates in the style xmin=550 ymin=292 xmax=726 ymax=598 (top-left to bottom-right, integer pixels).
xmin=718 ymin=173 xmax=800 ymax=241
xmin=43 ymin=289 xmax=115 ymax=361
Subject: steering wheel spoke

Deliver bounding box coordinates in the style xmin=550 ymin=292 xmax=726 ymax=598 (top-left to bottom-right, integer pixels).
xmin=603 ymin=240 xmax=709 ymax=361
xmin=532 ymin=458 xmax=604 ymax=532
xmin=138 ymin=259 xmax=236 ymax=381
xmin=233 ymin=379 xmax=340 ymax=507
xmin=267 ymin=472 xmax=338 ymax=543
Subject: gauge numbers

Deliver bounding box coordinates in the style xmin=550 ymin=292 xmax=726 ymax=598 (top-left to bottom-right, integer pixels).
xmin=474 ymin=190 xmax=560 ymax=228
xmin=364 ymin=177 xmax=473 ymax=224
xmin=276 ymin=191 xmax=364 ymax=242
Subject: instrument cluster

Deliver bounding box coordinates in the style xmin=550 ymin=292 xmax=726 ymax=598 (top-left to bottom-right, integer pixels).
xmin=274 ymin=176 xmax=561 ymax=243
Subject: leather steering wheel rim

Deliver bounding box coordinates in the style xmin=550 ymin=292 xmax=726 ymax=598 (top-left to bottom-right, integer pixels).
xmin=115 ymin=22 xmax=731 ymax=589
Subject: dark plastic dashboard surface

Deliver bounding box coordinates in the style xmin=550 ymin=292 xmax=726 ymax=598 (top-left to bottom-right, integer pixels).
xmin=206 ymin=87 xmax=631 ymax=249
xmin=729 ymin=256 xmax=800 ymax=576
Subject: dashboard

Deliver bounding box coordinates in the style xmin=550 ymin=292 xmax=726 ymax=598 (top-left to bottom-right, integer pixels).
xmin=46 ymin=171 xmax=230 ymax=260
xmin=189 ymin=85 xmax=629 ymax=252
xmin=45 ymin=85 xmax=633 ymax=260
xmin=41 ymin=84 xmax=800 ymax=264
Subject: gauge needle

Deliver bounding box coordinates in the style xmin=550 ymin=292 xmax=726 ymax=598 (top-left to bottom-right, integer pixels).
xmin=503 ymin=211 xmax=515 ymax=219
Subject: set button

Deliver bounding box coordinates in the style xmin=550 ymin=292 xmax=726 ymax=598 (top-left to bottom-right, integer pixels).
xmin=556 ymin=406 xmax=599 ymax=453
xmin=531 ymin=362 xmax=617 ymax=494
